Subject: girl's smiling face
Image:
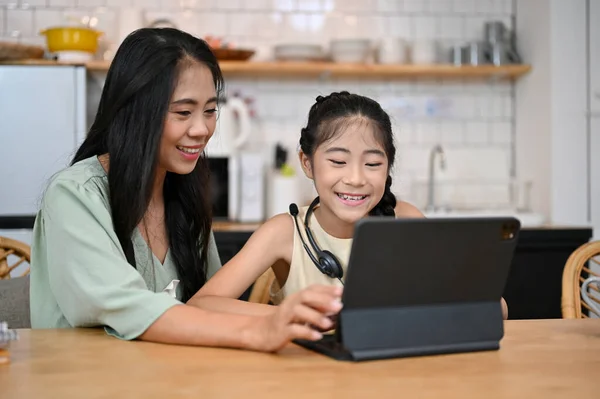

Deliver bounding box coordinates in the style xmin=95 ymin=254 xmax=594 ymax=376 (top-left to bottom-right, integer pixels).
xmin=300 ymin=117 xmax=389 ymax=235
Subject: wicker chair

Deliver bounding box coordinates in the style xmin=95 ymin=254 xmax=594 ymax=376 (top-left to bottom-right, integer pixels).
xmin=247 ymin=268 xmax=276 ymax=304
xmin=0 ymin=236 xmax=31 ymax=328
xmin=561 ymin=240 xmax=600 ymax=318
xmin=0 ymin=236 xmax=31 ymax=280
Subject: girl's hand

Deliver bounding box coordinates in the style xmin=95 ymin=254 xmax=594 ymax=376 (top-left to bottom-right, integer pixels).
xmin=501 ymin=297 xmax=508 ymax=320
xmin=247 ymin=285 xmax=343 ymax=352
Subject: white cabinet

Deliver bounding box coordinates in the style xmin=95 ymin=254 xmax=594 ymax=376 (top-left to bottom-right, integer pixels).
xmin=0 ymin=65 xmax=86 ymax=216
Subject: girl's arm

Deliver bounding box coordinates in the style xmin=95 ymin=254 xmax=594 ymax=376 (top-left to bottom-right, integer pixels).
xmin=188 ymin=213 xmax=295 ymax=315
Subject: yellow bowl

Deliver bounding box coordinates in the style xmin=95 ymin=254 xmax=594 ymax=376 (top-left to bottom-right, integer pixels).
xmin=40 ymin=27 xmax=103 ymax=53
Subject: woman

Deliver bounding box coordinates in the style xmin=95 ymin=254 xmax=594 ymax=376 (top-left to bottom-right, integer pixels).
xmin=29 ymin=28 xmax=340 ymax=352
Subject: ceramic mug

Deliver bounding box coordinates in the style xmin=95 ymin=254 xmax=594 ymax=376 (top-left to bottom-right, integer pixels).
xmin=377 ymin=37 xmax=408 ymax=64
xmin=581 ymin=276 xmax=600 ymax=316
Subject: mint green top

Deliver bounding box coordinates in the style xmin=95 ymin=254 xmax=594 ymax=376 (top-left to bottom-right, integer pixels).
xmin=29 ymin=156 xmax=221 ymax=340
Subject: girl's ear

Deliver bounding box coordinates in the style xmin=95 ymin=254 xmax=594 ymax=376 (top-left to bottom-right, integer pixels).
xmin=298 ymin=151 xmax=313 ymax=179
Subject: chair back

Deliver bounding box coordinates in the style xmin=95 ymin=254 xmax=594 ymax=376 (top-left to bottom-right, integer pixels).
xmin=0 ymin=236 xmax=31 ymax=279
xmin=248 ymin=268 xmax=276 ymax=304
xmin=561 ymin=240 xmax=600 ymax=318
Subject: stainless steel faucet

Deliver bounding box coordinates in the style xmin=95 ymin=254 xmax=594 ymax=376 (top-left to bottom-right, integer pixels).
xmin=426 ymin=144 xmax=447 ymax=213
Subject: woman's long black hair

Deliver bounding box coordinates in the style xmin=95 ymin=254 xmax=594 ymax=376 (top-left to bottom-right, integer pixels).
xmin=72 ymin=28 xmax=223 ymax=301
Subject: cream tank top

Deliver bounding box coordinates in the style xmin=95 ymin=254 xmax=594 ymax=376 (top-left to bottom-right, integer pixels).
xmin=270 ymin=205 xmax=352 ymax=305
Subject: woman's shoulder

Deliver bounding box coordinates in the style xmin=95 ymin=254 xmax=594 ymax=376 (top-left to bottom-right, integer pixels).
xmin=394 ymin=200 xmax=425 ymax=218
xmin=42 ymin=156 xmax=109 ymax=210
xmin=50 ymin=156 xmax=106 ymax=186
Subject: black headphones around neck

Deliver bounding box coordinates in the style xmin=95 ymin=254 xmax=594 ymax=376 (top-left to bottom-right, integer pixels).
xmin=289 ymin=197 xmax=344 ymax=284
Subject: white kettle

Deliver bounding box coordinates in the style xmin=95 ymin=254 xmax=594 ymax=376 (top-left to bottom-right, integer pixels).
xmin=205 ymin=96 xmax=252 ymax=157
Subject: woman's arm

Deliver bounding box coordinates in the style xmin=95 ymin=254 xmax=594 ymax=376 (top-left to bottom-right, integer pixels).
xmin=37 ymin=179 xmax=340 ymax=350
xmin=140 ymin=284 xmax=343 ymax=352
xmin=187 ymin=231 xmax=276 ymax=317
xmin=188 ymin=214 xmax=294 ymax=315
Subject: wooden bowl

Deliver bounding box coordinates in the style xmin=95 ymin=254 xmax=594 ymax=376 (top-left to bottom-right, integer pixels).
xmin=211 ymin=47 xmax=255 ymax=61
xmin=0 ymin=41 xmax=45 ymax=61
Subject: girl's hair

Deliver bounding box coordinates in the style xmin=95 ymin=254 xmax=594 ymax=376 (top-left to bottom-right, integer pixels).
xmin=72 ymin=28 xmax=223 ymax=301
xmin=299 ymin=91 xmax=397 ymax=217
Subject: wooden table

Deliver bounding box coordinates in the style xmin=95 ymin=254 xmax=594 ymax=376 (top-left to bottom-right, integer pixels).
xmin=1 ymin=319 xmax=599 ymax=398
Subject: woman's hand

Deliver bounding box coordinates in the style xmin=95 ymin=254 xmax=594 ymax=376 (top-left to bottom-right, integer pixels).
xmin=246 ymin=285 xmax=343 ymax=352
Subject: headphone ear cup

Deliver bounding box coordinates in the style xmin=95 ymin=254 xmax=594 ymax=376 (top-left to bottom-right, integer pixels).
xmin=318 ymin=250 xmax=344 ymax=279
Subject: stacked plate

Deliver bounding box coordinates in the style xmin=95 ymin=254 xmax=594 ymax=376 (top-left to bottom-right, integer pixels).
xmin=273 ymin=44 xmax=326 ymax=61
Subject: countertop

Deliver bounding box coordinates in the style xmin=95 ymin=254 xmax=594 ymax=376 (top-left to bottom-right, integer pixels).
xmin=212 ymin=220 xmax=593 ymax=233
xmin=212 ymin=221 xmax=262 ymax=232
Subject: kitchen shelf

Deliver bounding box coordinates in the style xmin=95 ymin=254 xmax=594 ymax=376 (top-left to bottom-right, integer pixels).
xmin=2 ymin=59 xmax=532 ymax=81
xmin=223 ymin=61 xmax=531 ymax=80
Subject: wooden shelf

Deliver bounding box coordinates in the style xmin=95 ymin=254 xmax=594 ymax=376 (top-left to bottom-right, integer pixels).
xmin=2 ymin=59 xmax=532 ymax=81
xmin=220 ymin=61 xmax=531 ymax=80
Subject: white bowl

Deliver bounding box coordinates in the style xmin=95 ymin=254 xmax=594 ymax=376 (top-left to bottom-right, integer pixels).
xmin=274 ymin=44 xmax=325 ymax=61
xmin=330 ymin=39 xmax=371 ymax=63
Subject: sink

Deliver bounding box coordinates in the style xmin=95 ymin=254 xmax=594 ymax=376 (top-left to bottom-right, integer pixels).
xmin=423 ymin=209 xmax=546 ymax=227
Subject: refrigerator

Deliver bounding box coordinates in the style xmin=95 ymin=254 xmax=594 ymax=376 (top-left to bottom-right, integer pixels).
xmin=0 ymin=65 xmax=87 ymax=276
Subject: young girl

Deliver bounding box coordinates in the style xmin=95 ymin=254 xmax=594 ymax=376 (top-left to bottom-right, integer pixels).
xmin=29 ymin=28 xmax=341 ymax=352
xmin=193 ymin=91 xmax=509 ymax=319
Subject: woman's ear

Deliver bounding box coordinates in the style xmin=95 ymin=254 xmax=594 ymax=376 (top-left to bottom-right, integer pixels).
xmin=298 ymin=151 xmax=313 ymax=179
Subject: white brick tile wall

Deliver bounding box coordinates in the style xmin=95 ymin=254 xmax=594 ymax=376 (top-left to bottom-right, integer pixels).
xmin=413 ymin=16 xmax=438 ymax=39
xmin=34 ymin=9 xmax=62 ymax=31
xmin=453 ymin=0 xmax=475 ymax=14
xmin=388 ymin=15 xmax=413 ymax=39
xmin=6 ymin=8 xmax=33 ymax=36
xmin=272 ymin=0 xmax=294 ymax=13
xmin=76 ymin=0 xmax=105 ymax=7
xmin=439 ymin=15 xmax=464 ymax=39
xmin=105 ymin=0 xmax=131 ymax=7
xmin=335 ymin=0 xmax=364 ymax=14
xmin=428 ymin=0 xmax=453 ymax=14
xmin=490 ymin=121 xmax=512 ymax=144
xmin=22 ymin=0 xmax=48 ymax=7
xmin=137 ymin=0 xmax=161 ymax=10
xmin=395 ymin=121 xmax=415 ymax=145
xmin=440 ymin=121 xmax=464 ymax=144
xmin=404 ymin=0 xmax=428 ymax=14
xmin=214 ymin=0 xmax=242 ymax=12
xmin=242 ymin=0 xmax=269 ymax=11
xmin=49 ymin=0 xmax=76 ymax=7
xmin=375 ymin=0 xmax=400 ymax=14
xmin=464 ymin=121 xmax=489 ymax=144
xmin=475 ymin=0 xmax=496 ymax=14
xmin=0 ymin=0 xmax=518 ymax=210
